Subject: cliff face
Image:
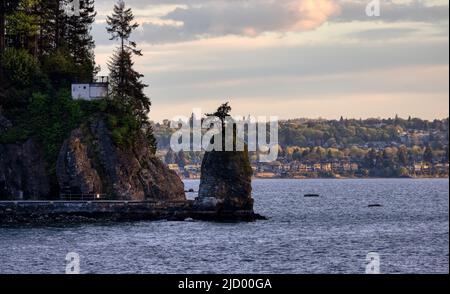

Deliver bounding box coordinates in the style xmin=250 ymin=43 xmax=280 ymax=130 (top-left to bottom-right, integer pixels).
xmin=57 ymin=119 xmax=186 ymax=201
xmin=1 ymin=113 xmax=265 ymax=222
xmin=193 ymin=146 xmax=264 ymax=220
xmin=0 ymin=114 xmax=12 ymax=133
xmin=56 ymin=128 xmax=102 ymax=196
xmin=0 ymin=115 xmax=50 ymax=200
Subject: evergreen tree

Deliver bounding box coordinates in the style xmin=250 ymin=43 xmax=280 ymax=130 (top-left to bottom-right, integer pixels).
xmin=394 ymin=114 xmax=400 ymax=125
xmin=0 ymin=1 xmax=4 ymax=53
xmin=66 ymin=0 xmax=97 ymax=81
xmin=107 ymin=0 xmax=148 ymax=112
xmin=108 ymin=49 xmax=149 ymax=119
xmin=424 ymin=146 xmax=433 ymax=163
xmin=106 ymin=0 xmax=155 ymax=150
xmin=206 ymin=102 xmax=231 ymax=124
xmin=37 ymin=0 xmax=67 ymax=54
xmin=1 ymin=1 xmax=21 ymax=53
xmin=205 ymin=102 xmax=232 ymax=135
xmin=4 ymin=0 xmax=39 ymax=55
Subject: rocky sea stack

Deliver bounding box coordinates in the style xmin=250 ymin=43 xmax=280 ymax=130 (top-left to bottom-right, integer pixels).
xmin=193 ymin=145 xmax=266 ymax=221
xmin=191 ymin=102 xmax=265 ymax=221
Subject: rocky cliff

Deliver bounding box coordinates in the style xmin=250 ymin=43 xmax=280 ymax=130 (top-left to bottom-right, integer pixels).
xmin=193 ymin=145 xmax=265 ymax=221
xmin=1 ymin=112 xmax=266 ymax=223
xmin=56 ymin=119 xmax=186 ymax=201
xmin=1 ymin=114 xmax=185 ymax=202
xmin=0 ymin=115 xmax=50 ymax=200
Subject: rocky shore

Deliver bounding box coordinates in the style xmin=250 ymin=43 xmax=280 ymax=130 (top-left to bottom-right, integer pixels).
xmin=1 ymin=115 xmax=266 ymax=224
xmin=191 ymin=146 xmax=263 ymax=221
xmin=0 ymin=200 xmax=191 ymax=225
xmin=0 ymin=199 xmax=265 ymax=226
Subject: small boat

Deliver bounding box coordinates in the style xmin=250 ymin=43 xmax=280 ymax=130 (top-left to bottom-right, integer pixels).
xmin=368 ymin=204 xmax=382 ymax=207
xmin=304 ymin=193 xmax=320 ymax=197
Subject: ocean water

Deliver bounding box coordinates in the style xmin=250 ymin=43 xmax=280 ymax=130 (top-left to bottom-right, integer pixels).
xmin=0 ymin=179 xmax=448 ymax=274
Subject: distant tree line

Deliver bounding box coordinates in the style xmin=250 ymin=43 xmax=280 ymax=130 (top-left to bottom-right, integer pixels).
xmin=279 ymin=116 xmax=448 ymax=149
xmin=155 ymin=117 xmax=449 ymax=150
xmin=154 ymin=116 xmax=449 ymax=177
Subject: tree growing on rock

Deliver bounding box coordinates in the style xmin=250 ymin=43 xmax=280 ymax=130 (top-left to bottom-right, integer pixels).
xmin=206 ymin=102 xmax=231 ymax=125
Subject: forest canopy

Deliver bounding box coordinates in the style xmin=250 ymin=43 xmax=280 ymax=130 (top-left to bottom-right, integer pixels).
xmin=0 ymin=0 xmax=156 ymax=173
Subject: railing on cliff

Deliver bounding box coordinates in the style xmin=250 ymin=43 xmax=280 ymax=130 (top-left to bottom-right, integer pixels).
xmin=59 ymin=193 xmax=107 ymax=201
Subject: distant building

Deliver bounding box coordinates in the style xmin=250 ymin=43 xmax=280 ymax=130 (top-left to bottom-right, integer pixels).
xmin=255 ymin=172 xmax=277 ymax=178
xmin=167 ymin=164 xmax=180 ymax=172
xmin=184 ymin=164 xmax=201 ymax=172
xmin=71 ymin=76 xmax=109 ymax=100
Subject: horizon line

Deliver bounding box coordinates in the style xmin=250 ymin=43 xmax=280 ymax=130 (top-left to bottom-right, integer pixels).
xmin=149 ymin=115 xmax=450 ymax=124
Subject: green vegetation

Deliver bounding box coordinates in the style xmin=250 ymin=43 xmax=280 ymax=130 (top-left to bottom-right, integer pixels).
xmin=276 ymin=117 xmax=449 ymax=177
xmin=1 ymin=0 xmax=99 ymax=171
xmin=279 ymin=116 xmax=448 ymax=149
xmin=0 ymin=48 xmax=42 ymax=87
xmin=1 ymin=0 xmax=156 ymax=176
xmin=155 ymin=116 xmax=449 ymax=178
xmin=206 ymin=102 xmax=231 ymax=123
xmin=105 ymin=0 xmax=155 ymax=152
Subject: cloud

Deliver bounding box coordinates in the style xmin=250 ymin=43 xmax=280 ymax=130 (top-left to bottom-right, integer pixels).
xmin=94 ymin=37 xmax=447 ymax=114
xmin=162 ymin=0 xmax=339 ymax=36
xmin=94 ymin=0 xmax=340 ymax=44
xmin=346 ymin=27 xmax=419 ymax=40
xmin=93 ymin=0 xmax=449 ymax=45
xmin=333 ymin=0 xmax=449 ymax=23
xmin=92 ymin=0 xmax=449 ymax=122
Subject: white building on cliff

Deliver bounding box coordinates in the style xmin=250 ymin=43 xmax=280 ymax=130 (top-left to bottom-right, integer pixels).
xmin=71 ymin=76 xmax=109 ymax=100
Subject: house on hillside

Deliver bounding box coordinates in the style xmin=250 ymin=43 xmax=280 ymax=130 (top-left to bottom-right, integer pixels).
xmin=71 ymin=76 xmax=109 ymax=100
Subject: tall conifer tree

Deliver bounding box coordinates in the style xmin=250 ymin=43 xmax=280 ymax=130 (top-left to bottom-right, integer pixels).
xmin=106 ymin=0 xmax=155 ymax=150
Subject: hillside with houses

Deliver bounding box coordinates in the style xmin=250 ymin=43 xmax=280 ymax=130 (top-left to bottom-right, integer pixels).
xmin=153 ymin=117 xmax=449 ymax=179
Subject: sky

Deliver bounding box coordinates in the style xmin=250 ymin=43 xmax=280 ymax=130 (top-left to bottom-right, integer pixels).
xmin=92 ymin=0 xmax=449 ymax=122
